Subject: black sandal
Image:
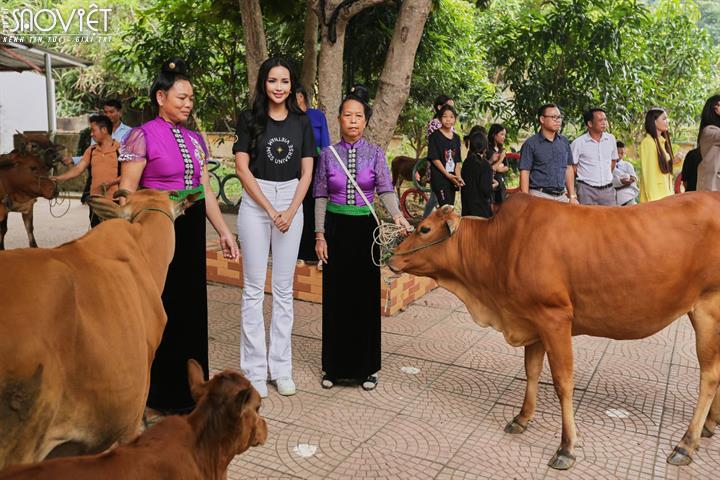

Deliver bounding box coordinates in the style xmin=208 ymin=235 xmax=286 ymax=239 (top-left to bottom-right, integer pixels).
xmin=361 ymin=374 xmax=378 ymax=391
xmin=321 ymin=374 xmax=335 ymax=389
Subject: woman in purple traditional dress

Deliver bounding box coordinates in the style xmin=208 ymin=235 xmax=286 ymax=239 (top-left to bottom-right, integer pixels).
xmin=118 ymin=58 xmax=239 ymax=415
xmin=314 ymin=85 xmax=410 ymax=391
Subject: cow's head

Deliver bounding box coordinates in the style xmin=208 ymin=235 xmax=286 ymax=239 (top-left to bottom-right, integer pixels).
xmin=16 ymin=133 xmax=66 ymax=168
xmin=87 ymin=189 xmax=200 ymax=224
xmin=0 ymin=150 xmax=58 ymax=201
xmin=187 ymin=359 xmax=268 ymax=455
xmin=388 ymin=205 xmax=461 ymax=275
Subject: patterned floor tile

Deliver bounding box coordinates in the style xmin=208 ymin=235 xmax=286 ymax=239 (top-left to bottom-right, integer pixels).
xmin=294 ymin=396 xmax=397 ymax=443
xmin=325 ymin=445 xmax=444 ymax=480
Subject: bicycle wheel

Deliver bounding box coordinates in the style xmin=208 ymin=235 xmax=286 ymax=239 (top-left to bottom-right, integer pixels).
xmin=208 ymin=171 xmax=221 ymax=199
xmin=220 ymin=173 xmax=243 ymax=207
xmin=412 ymin=158 xmax=432 ymax=193
xmin=400 ymin=187 xmax=429 ymax=220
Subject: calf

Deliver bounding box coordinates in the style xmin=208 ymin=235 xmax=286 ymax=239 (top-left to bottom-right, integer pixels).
xmin=0 ymin=360 xmax=267 ymax=480
xmin=0 ymin=133 xmax=63 ymax=249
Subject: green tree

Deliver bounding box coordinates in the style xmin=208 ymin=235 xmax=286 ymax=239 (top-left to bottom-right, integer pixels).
xmin=484 ymin=0 xmax=718 ymax=139
xmin=108 ymin=0 xmax=247 ymax=131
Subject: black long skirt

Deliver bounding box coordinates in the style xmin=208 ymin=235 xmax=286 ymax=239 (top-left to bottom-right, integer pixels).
xmin=147 ymin=200 xmax=208 ymax=413
xmin=298 ymin=160 xmax=318 ymax=262
xmin=322 ymin=211 xmax=380 ymax=380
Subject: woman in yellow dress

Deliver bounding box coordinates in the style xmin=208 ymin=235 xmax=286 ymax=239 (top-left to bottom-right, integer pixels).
xmin=639 ymin=108 xmax=682 ymax=202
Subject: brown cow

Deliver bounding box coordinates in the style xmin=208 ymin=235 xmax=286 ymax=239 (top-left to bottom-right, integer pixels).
xmin=0 ymin=360 xmax=267 ymax=480
xmin=388 ymin=193 xmax=720 ymax=470
xmin=391 ymin=155 xmax=422 ymax=196
xmin=0 ymin=189 xmax=199 ymax=470
xmin=0 ymin=134 xmax=64 ymax=249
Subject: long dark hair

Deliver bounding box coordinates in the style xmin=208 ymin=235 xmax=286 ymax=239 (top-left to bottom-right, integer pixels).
xmin=433 ymin=94 xmax=451 ymax=118
xmin=248 ymin=57 xmax=303 ymax=147
xmin=150 ymin=58 xmax=190 ymax=109
xmin=698 ymin=94 xmax=720 ymax=144
xmin=464 ymin=125 xmax=485 ymax=149
xmin=487 ymin=123 xmax=506 ymax=151
xmin=467 ymin=130 xmax=488 ymax=159
xmin=644 ymin=108 xmax=674 ymax=175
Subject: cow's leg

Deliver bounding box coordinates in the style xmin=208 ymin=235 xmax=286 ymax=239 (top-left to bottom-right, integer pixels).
xmin=702 ymin=391 xmax=720 ymax=438
xmin=22 ymin=208 xmax=37 ymax=248
xmin=505 ymin=341 xmax=545 ymax=434
xmin=668 ymin=306 xmax=720 ymax=466
xmin=542 ymin=326 xmax=577 ymax=470
xmin=0 ymin=206 xmax=7 ymax=250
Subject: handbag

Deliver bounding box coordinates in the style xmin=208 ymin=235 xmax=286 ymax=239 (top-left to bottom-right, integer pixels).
xmin=328 ymin=145 xmax=380 ymax=225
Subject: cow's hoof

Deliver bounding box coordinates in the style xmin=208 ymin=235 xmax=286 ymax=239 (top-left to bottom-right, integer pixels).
xmin=702 ymin=426 xmax=715 ymax=438
xmin=667 ymin=446 xmax=693 ymax=466
xmin=504 ymin=416 xmax=528 ymax=434
xmin=548 ymin=449 xmax=575 ymax=470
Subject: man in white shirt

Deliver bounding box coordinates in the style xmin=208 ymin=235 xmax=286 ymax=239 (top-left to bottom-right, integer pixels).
xmin=612 ymin=141 xmax=639 ymax=205
xmin=570 ymin=108 xmax=619 ymax=205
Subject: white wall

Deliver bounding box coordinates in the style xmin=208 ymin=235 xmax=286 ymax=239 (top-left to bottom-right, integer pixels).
xmin=0 ymin=71 xmax=50 ymax=154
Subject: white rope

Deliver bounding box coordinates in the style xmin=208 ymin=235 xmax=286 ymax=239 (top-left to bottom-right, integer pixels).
xmin=372 ymin=222 xmax=415 ymax=315
xmin=48 ymin=189 xmax=71 ymax=218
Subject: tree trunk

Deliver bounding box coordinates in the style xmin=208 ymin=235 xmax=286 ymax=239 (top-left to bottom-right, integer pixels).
xmin=301 ymin=0 xmax=319 ymax=104
xmin=317 ymin=19 xmax=347 ymax=142
xmin=316 ymin=0 xmax=387 ymax=142
xmin=239 ymin=0 xmax=268 ymax=100
xmin=366 ymin=0 xmax=432 ymax=151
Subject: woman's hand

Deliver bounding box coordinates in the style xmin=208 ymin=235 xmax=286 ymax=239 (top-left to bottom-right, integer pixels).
xmin=315 ymin=235 xmax=328 ymax=264
xmin=274 ymin=209 xmax=295 ymax=233
xmin=453 ymin=175 xmax=465 ymax=188
xmin=219 ymin=231 xmax=239 ymax=260
xmin=393 ymin=215 xmax=412 ymax=236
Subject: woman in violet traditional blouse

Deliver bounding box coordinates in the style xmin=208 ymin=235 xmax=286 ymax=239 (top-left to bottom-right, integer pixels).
xmin=314 ymin=85 xmax=411 ymax=391
xmin=118 ymin=58 xmax=239 ymax=416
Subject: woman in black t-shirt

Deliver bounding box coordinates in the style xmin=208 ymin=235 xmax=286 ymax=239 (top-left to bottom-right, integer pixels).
xmin=232 ymin=57 xmax=316 ymax=399
xmin=461 ymin=129 xmax=494 ymax=218
xmin=428 ymin=104 xmax=464 ymax=208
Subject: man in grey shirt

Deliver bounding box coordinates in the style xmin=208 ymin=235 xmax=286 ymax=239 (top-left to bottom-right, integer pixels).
xmin=570 ymin=108 xmax=619 ymax=205
xmin=519 ymin=104 xmax=578 ymax=204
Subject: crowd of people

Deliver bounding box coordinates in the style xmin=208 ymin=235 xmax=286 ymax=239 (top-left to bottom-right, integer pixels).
xmin=55 ymin=56 xmax=720 ymax=414
xmin=423 ymin=96 xmax=720 ymax=219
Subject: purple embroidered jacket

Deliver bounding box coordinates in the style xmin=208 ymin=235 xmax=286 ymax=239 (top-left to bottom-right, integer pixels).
xmin=313 ymin=138 xmax=393 ymax=205
xmin=119 ymin=117 xmax=208 ymax=190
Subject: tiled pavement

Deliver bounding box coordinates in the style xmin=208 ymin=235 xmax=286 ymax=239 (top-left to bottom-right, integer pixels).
xmin=7 ymin=200 xmax=720 ymax=479
xmin=212 ymin=285 xmax=720 ymax=480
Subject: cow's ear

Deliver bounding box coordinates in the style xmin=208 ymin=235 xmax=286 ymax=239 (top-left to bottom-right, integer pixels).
xmin=439 ymin=205 xmax=460 ymax=234
xmin=187 ymin=359 xmax=208 ymax=401
xmin=235 ymin=388 xmax=252 ymax=413
xmin=87 ymin=195 xmax=130 ymax=220
xmin=172 ymin=191 xmax=202 ymax=218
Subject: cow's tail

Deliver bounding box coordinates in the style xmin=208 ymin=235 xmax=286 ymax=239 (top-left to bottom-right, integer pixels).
xmin=0 ymin=364 xmax=46 ymax=468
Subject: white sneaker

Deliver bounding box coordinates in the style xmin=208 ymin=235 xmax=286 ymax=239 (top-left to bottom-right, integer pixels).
xmin=251 ymin=380 xmax=268 ymax=398
xmin=275 ymin=377 xmax=296 ymax=396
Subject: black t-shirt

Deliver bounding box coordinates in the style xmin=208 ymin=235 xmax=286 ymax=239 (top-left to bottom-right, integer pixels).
xmin=461 ymin=153 xmax=494 ymax=218
xmin=681 ymin=148 xmax=702 ymax=191
xmin=232 ymin=110 xmax=316 ymax=181
xmin=428 ymin=129 xmax=462 ymax=191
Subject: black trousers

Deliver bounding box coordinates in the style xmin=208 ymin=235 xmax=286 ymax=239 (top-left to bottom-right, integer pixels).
xmin=147 ymin=200 xmax=209 ymax=413
xmin=322 ymin=212 xmax=380 ymax=380
xmin=434 ymin=188 xmax=456 ymax=207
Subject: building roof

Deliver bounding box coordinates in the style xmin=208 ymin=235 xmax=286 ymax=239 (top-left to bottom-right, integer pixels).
xmin=0 ymin=42 xmax=91 ymax=73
